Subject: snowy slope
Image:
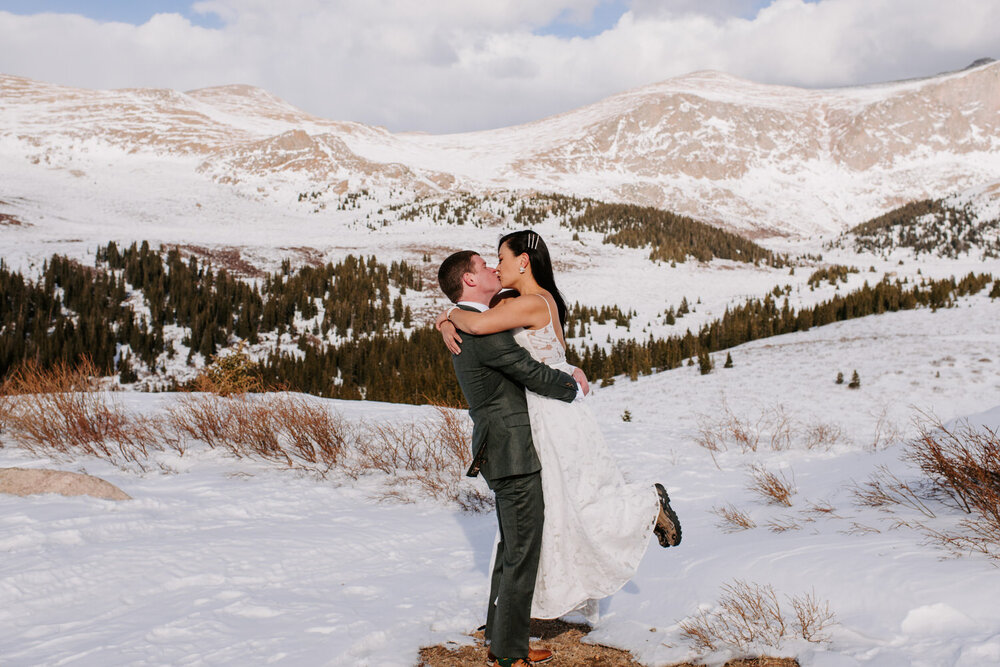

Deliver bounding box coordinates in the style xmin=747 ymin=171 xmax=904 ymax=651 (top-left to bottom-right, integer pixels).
xmin=2 ymin=295 xmax=999 ymax=666
xmin=3 ymin=59 xmax=1000 ymax=236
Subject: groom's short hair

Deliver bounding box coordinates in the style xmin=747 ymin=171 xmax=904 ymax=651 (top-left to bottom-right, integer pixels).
xmin=438 ymin=250 xmax=478 ymax=303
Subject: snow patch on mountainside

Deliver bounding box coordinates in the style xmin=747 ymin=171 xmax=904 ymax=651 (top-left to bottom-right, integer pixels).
xmin=3 ymin=61 xmax=1000 ymax=236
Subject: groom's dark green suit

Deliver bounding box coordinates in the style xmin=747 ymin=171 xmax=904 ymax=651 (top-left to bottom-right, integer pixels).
xmin=449 ymin=304 xmax=578 ymax=660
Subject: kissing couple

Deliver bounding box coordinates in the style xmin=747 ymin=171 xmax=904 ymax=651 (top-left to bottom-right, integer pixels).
xmin=435 ymin=230 xmax=682 ymax=667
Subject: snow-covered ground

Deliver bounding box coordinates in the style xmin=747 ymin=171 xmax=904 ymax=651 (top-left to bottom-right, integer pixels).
xmin=3 ymin=293 xmax=999 ymax=666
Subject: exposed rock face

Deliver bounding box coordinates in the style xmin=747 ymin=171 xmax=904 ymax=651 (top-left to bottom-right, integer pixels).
xmin=0 ymin=467 xmax=131 ymax=501
xmin=1 ymin=60 xmax=999 ymax=235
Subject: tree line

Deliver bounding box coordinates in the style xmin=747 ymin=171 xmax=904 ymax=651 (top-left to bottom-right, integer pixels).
xmin=565 ymin=201 xmax=784 ymax=266
xmin=1 ymin=242 xmax=994 ymax=406
xmin=840 ymin=197 xmax=1000 ymax=259
xmin=566 ymin=272 xmax=996 ymax=382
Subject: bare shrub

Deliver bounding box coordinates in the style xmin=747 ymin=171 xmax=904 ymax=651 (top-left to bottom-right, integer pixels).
xmin=803 ymin=501 xmax=841 ymax=519
xmin=747 ymin=464 xmax=797 ymax=507
xmin=167 ymin=393 xmax=350 ymax=473
xmin=226 ymin=396 xmax=290 ymax=464
xmin=270 ymin=395 xmax=349 ymax=472
xmin=906 ymin=418 xmax=1000 ymax=517
xmin=356 ymin=406 xmax=492 ymax=512
xmin=767 ymin=516 xmax=804 ymax=533
xmin=696 ymin=401 xmax=845 ymax=455
xmin=695 ymin=417 xmax=726 ymax=470
xmin=804 ymin=422 xmax=843 ymax=451
xmin=790 ymin=590 xmax=836 ymax=642
xmin=763 ymin=405 xmax=794 ymax=452
xmin=868 ymin=405 xmax=902 ymax=451
xmin=900 ymin=417 xmax=1000 ymax=559
xmin=726 ymin=409 xmax=762 ymax=453
xmin=679 ymin=581 xmax=835 ymax=654
xmin=4 ymin=359 xmax=490 ymax=512
xmin=166 ymin=393 xmax=231 ymax=450
xmin=712 ymin=503 xmax=757 ymax=532
xmin=0 ymin=392 xmax=11 ymax=441
xmin=850 ymin=465 xmax=936 ymax=518
xmin=841 ymin=522 xmax=881 ymax=535
xmin=3 ymin=360 xmax=161 ymax=469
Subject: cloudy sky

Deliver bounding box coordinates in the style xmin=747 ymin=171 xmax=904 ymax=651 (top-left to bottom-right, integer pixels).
xmin=1 ymin=0 xmax=997 ymax=133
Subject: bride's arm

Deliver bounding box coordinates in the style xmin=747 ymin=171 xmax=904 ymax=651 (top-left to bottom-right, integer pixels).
xmin=439 ymin=296 xmax=546 ymax=335
xmin=436 ymin=318 xmax=463 ymax=355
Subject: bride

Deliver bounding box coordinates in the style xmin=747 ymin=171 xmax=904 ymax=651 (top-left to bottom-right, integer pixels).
xmin=436 ymin=229 xmax=681 ymax=620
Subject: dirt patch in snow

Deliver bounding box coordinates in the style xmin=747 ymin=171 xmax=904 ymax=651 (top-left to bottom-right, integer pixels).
xmin=418 ymin=618 xmax=799 ymax=666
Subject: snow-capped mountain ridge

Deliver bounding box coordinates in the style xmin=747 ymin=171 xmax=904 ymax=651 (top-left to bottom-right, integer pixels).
xmin=2 ymin=60 xmax=1000 ymax=236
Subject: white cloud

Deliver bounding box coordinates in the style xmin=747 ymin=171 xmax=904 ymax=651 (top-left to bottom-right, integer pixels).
xmin=1 ymin=0 xmax=998 ymax=133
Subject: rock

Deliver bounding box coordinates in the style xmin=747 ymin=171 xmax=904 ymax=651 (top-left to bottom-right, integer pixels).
xmin=0 ymin=467 xmax=131 ymax=501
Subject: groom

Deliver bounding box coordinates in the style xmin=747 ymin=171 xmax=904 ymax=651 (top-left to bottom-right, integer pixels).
xmin=437 ymin=250 xmax=586 ymax=667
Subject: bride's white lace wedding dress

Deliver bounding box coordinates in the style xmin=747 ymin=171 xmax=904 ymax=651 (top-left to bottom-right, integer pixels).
xmin=499 ymin=296 xmax=661 ymax=620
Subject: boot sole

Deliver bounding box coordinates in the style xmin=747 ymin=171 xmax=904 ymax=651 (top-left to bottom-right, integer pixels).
xmin=654 ymin=483 xmax=682 ymax=547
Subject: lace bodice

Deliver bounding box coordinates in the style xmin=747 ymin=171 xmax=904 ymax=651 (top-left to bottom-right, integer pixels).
xmin=511 ymin=295 xmax=567 ymax=367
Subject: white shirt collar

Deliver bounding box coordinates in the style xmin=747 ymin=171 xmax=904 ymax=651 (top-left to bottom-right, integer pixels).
xmin=456 ymin=300 xmax=489 ymax=312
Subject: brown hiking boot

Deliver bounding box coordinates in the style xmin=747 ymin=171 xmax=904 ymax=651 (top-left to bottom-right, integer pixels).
xmin=654 ymin=483 xmax=682 ymax=547
xmin=487 ymin=647 xmax=553 ymax=664
xmin=491 ymin=660 xmax=531 ymax=667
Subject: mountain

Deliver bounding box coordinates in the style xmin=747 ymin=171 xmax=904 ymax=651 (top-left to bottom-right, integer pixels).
xmin=2 ymin=60 xmax=999 ymax=236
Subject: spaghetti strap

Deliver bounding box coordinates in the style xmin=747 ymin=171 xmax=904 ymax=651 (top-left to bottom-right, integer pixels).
xmin=532 ymin=293 xmax=553 ymax=328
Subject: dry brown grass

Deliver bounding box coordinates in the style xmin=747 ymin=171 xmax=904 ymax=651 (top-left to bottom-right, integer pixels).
xmin=168 ymin=392 xmax=358 ymax=473
xmin=849 ymin=415 xmax=1000 ymax=558
xmin=3 ymin=361 xmax=491 ymax=511
xmin=712 ymin=503 xmax=757 ymax=532
xmin=851 ymin=465 xmax=936 ymax=517
xmin=868 ymin=406 xmax=902 ymax=452
xmin=2 ymin=359 xmax=162 ymax=470
xmin=907 ymin=418 xmax=1000 ymax=518
xmin=356 ymin=405 xmax=493 ymax=512
xmin=418 ymin=618 xmax=798 ymax=667
xmin=899 ymin=417 xmax=1000 ymax=559
xmin=766 ymin=516 xmax=806 ymax=533
xmin=746 ymin=464 xmax=797 ymax=507
xmin=803 ymin=423 xmax=843 ymax=450
xmin=802 ymin=501 xmax=840 ymax=519
xmin=695 ymin=403 xmax=843 ymax=459
xmin=678 ymin=581 xmax=835 ymax=654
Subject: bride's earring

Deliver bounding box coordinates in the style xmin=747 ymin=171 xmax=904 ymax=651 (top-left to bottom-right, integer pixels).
xmin=519 ymin=265 xmax=526 ymax=274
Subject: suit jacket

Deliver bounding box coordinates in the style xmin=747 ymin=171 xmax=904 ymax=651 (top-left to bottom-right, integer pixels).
xmin=450 ymin=305 xmax=578 ymax=481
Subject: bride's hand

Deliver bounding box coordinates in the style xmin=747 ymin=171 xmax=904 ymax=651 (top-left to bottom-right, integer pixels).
xmin=434 ymin=309 xmax=451 ymax=330
xmin=572 ymin=367 xmax=590 ymax=396
xmin=437 ymin=318 xmax=463 ymax=354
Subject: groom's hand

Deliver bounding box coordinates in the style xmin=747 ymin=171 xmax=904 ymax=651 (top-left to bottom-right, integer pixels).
xmin=572 ymin=367 xmax=590 ymax=396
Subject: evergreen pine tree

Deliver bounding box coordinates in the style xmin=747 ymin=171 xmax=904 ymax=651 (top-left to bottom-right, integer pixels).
xmin=724 ymin=351 xmax=733 ymax=368
xmin=848 ymin=370 xmax=860 ymax=389
xmin=698 ymin=349 xmax=713 ymax=375
xmin=836 ymin=371 xmax=844 ymax=384
xmin=118 ymin=352 xmax=138 ymax=384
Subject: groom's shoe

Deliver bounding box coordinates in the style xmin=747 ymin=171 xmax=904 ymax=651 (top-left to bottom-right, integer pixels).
xmin=654 ymin=483 xmax=682 ymax=547
xmin=487 ymin=648 xmax=553 ymax=664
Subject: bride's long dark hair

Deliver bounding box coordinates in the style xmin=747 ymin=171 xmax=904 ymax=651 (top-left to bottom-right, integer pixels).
xmin=499 ymin=230 xmax=567 ymax=332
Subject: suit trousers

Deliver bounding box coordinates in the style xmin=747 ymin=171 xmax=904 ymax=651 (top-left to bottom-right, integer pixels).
xmin=484 ymin=471 xmax=544 ymax=659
